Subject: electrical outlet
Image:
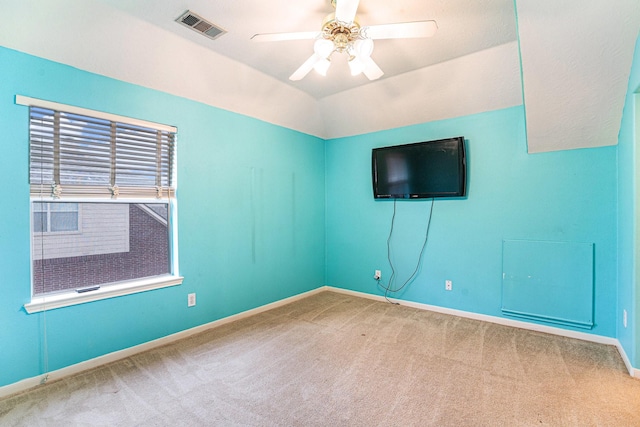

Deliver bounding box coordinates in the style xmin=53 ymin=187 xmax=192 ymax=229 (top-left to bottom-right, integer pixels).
xmin=623 ymin=309 xmax=627 ymax=328
xmin=188 ymin=293 xmax=196 ymax=307
xmin=445 ymin=280 xmax=452 ymax=291
xmin=374 ymin=270 xmax=381 ymax=280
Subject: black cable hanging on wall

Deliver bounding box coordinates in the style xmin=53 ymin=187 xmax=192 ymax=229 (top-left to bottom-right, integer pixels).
xmin=378 ymin=198 xmax=435 ymax=304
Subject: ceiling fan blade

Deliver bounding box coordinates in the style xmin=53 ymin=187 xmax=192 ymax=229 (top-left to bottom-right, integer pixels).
xmin=251 ymin=31 xmax=319 ymax=42
xmin=361 ymin=56 xmax=384 ymax=81
xmin=335 ymin=0 xmax=360 ymax=24
xmin=289 ymin=54 xmax=321 ymax=81
xmin=362 ymin=20 xmax=438 ymax=40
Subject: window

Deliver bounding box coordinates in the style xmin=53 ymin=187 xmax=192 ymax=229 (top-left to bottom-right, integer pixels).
xmin=33 ymin=202 xmax=79 ymax=233
xmin=32 ymin=202 xmax=170 ymax=296
xmin=19 ymin=96 xmax=182 ymax=313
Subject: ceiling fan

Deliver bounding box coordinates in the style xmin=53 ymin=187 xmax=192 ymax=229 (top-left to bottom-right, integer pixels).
xmin=251 ymin=0 xmax=438 ymax=81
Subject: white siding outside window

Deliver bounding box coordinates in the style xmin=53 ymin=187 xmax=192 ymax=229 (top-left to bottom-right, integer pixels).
xmin=32 ymin=203 xmax=129 ymax=261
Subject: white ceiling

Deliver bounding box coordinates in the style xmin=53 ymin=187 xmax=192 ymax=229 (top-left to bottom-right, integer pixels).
xmin=517 ymin=0 xmax=640 ymax=153
xmin=0 ymin=0 xmax=638 ymax=152
xmin=98 ymin=0 xmax=518 ymax=99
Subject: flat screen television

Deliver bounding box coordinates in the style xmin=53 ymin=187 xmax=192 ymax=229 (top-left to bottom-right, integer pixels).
xmin=372 ymin=137 xmax=466 ymax=199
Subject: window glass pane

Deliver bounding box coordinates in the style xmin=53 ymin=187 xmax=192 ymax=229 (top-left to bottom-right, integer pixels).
xmin=50 ymin=212 xmax=78 ymax=232
xmin=32 ymin=202 xmax=170 ymax=295
xmin=143 ymin=203 xmax=168 ymax=221
xmin=50 ymin=203 xmax=78 ymax=212
xmin=33 ymin=212 xmax=47 ymax=233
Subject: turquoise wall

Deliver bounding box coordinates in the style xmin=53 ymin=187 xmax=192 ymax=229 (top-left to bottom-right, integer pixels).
xmin=326 ymin=106 xmax=618 ymax=337
xmin=617 ymin=35 xmax=640 ymax=368
xmin=1 ymin=39 xmax=633 ymax=389
xmin=0 ymin=47 xmax=326 ymax=388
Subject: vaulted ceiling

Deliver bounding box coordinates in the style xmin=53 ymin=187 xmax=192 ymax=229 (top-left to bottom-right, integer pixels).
xmin=0 ymin=0 xmax=638 ymax=152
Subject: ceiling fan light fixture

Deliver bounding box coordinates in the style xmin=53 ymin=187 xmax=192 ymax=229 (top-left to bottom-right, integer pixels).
xmin=354 ymin=38 xmax=374 ymax=58
xmin=314 ymin=38 xmax=335 ymax=57
xmin=257 ymin=0 xmax=438 ymax=82
xmin=314 ymin=58 xmax=331 ymax=76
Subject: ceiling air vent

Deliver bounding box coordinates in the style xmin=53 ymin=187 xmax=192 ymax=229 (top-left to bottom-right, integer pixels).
xmin=176 ymin=10 xmax=226 ymax=41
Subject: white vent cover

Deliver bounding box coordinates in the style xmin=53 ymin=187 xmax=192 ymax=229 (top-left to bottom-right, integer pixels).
xmin=176 ymin=10 xmax=226 ymax=41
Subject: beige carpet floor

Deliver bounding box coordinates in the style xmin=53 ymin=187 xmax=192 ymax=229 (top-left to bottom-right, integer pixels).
xmin=1 ymin=291 xmax=640 ymax=426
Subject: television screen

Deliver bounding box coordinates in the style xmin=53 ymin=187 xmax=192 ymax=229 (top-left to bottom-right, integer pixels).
xmin=372 ymin=137 xmax=466 ymax=199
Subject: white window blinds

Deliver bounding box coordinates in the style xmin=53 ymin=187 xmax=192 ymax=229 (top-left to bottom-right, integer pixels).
xmin=27 ymin=103 xmax=175 ymax=199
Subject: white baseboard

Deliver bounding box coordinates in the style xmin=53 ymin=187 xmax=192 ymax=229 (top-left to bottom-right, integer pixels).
xmin=326 ymin=286 xmax=640 ymax=378
xmin=0 ymin=286 xmax=325 ymax=400
xmin=615 ymin=341 xmax=640 ymax=379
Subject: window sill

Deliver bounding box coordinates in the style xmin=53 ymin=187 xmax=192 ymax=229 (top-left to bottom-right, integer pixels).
xmin=24 ymin=275 xmax=184 ymax=314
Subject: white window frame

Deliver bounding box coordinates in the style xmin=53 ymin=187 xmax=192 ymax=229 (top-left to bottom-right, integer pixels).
xmin=19 ymin=96 xmax=183 ymax=313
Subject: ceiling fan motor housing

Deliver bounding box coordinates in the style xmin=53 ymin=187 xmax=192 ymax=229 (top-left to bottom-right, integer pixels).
xmin=321 ymin=12 xmax=362 ymax=52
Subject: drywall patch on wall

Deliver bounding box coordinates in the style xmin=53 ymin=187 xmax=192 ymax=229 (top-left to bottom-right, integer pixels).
xmin=502 ymin=239 xmax=594 ymax=329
